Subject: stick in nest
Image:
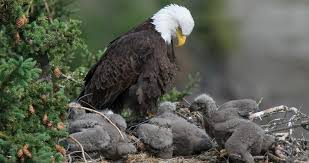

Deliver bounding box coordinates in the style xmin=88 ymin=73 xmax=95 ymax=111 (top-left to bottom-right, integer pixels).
xmin=249 ymin=105 xmax=299 ymax=120
xmin=68 ymin=151 xmax=94 ymax=163
xmin=68 ymin=102 xmax=125 ymax=140
xmin=69 ymin=135 xmax=88 ymax=163
xmin=43 ymin=0 xmax=52 ymax=19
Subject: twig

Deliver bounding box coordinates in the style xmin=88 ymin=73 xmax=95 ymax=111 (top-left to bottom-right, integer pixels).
xmin=288 ymin=114 xmax=297 ymax=138
xmin=266 ymin=120 xmax=309 ymax=133
xmin=274 ymin=132 xmax=289 ymax=141
xmin=251 ymin=105 xmax=309 ymax=133
xmin=175 ymin=110 xmax=191 ymax=121
xmin=267 ymin=152 xmax=286 ymax=162
xmin=127 ymin=119 xmax=149 ymax=131
xmin=43 ymin=0 xmax=52 ymax=19
xmin=250 ymin=105 xmax=298 ymax=120
xmin=257 ymin=97 xmax=263 ymax=107
xmin=68 ymin=102 xmax=125 ymax=140
xmin=77 ymin=93 xmax=93 ymax=102
xmin=0 ymin=131 xmax=9 ymax=139
xmin=253 ymin=155 xmax=266 ymax=160
xmin=67 ymin=151 xmax=94 ymax=162
xmin=68 ymin=152 xmax=72 ymax=163
xmin=263 ymin=118 xmax=288 ymax=127
xmin=79 ymin=100 xmax=96 ymax=110
xmin=61 ymin=73 xmax=81 ymax=84
xmin=191 ymin=111 xmax=204 ymax=127
xmin=25 ymin=0 xmax=33 ymax=16
xmin=69 ymin=136 xmax=88 ymax=163
xmin=182 ymin=97 xmax=191 ymax=106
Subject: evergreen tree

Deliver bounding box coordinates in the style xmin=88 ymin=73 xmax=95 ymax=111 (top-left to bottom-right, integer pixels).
xmin=0 ymin=0 xmax=98 ymax=162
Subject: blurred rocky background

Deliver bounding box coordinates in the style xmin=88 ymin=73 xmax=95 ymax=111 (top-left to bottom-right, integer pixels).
xmin=72 ymin=0 xmax=309 ymax=113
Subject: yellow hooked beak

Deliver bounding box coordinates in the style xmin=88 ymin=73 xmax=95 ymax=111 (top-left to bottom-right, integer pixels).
xmin=176 ymin=28 xmax=186 ymax=47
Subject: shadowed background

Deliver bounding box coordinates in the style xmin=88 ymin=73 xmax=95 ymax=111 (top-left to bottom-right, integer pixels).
xmin=71 ymin=0 xmax=309 ymax=113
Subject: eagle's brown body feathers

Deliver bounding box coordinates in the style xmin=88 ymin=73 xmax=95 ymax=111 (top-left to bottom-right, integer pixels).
xmin=79 ymin=19 xmax=177 ymax=115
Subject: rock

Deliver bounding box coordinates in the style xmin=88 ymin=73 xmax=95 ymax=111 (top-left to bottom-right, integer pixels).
xmin=136 ymin=123 xmax=173 ymax=159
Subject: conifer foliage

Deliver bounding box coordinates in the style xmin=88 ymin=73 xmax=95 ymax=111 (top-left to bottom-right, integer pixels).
xmin=0 ymin=0 xmax=95 ymax=162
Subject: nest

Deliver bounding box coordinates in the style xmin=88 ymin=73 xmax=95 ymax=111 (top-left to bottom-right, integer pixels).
xmin=66 ymin=103 xmax=309 ymax=163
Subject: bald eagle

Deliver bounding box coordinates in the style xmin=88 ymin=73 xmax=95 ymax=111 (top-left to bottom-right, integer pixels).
xmin=79 ymin=4 xmax=194 ymax=116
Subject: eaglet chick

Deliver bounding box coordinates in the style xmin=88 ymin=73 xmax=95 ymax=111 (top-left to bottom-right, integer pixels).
xmin=136 ymin=101 xmax=213 ymax=158
xmin=67 ymin=104 xmax=136 ymax=160
xmin=190 ymin=94 xmax=275 ymax=163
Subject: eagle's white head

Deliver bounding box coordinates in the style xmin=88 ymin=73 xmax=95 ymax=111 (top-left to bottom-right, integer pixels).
xmin=151 ymin=4 xmax=195 ymax=46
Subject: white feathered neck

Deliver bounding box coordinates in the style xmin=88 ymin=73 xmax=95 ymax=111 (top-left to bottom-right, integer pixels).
xmin=151 ymin=4 xmax=194 ymax=44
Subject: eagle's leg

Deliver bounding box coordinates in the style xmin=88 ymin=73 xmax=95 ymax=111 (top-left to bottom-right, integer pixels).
xmin=107 ymin=87 xmax=148 ymax=125
xmin=136 ymin=97 xmax=158 ymax=118
xmin=122 ymin=80 xmax=160 ymax=121
xmin=134 ymin=82 xmax=160 ymax=117
xmin=109 ymin=95 xmax=125 ymax=114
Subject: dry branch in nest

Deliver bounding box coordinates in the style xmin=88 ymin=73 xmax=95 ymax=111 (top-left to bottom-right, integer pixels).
xmin=67 ymin=102 xmax=309 ymax=162
xmin=249 ymin=105 xmax=309 ymax=161
xmin=250 ymin=105 xmax=309 ymax=133
xmin=68 ymin=136 xmax=88 ymax=163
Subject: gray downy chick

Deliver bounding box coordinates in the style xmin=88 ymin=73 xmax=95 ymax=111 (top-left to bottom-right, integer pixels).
xmin=69 ymin=110 xmax=127 ymax=133
xmin=190 ymin=94 xmax=275 ymax=163
xmin=98 ymin=117 xmax=136 ymax=160
xmin=68 ymin=126 xmax=111 ymax=152
xmin=190 ymin=94 xmax=259 ymax=142
xmin=150 ymin=101 xmax=213 ymax=156
xmin=189 ymin=94 xmax=218 ymax=113
xmin=67 ymin=102 xmax=86 ymax=121
xmin=190 ymin=94 xmax=259 ymax=121
xmin=214 ymin=118 xmax=275 ymax=163
xmin=189 ymin=94 xmax=220 ymax=142
xmin=219 ymin=99 xmax=259 ymax=119
xmin=210 ymin=98 xmax=260 ymax=148
xmin=68 ymin=113 xmax=105 ymax=133
xmin=136 ymin=123 xmax=173 ymax=159
xmin=157 ymin=101 xmax=177 ymax=114
xmin=68 ymin=111 xmax=136 ymax=160
xmin=105 ymin=110 xmax=127 ymax=131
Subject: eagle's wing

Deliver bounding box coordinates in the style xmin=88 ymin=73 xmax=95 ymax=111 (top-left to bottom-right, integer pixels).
xmin=81 ymin=31 xmax=159 ymax=109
